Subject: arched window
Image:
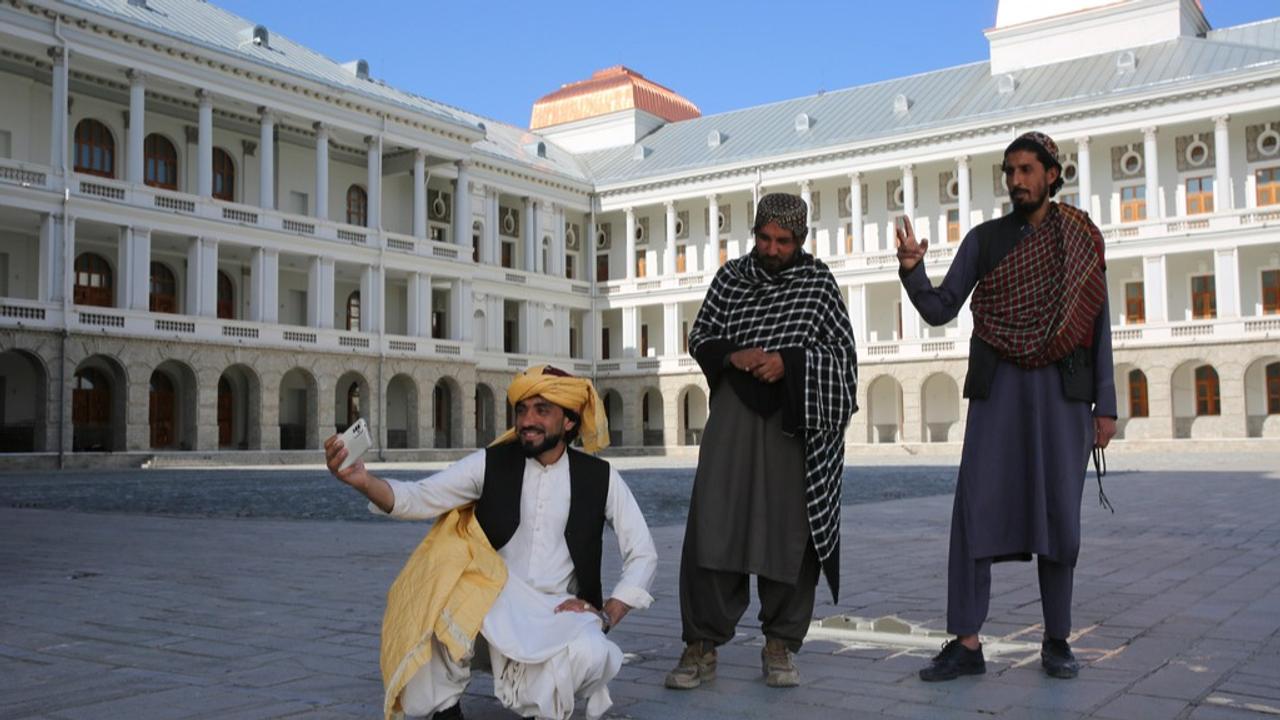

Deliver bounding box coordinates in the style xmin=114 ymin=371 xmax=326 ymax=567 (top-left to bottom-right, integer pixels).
xmin=1128 ymin=369 xmax=1148 ymax=418
xmin=149 ymin=262 xmax=177 ymax=313
xmin=212 ymin=148 xmax=235 ymax=201
xmin=1194 ymin=365 xmax=1221 ymax=416
xmin=1267 ymin=362 xmax=1280 ymax=415
xmin=74 ymin=119 xmax=115 ymax=177
xmin=144 ymin=134 xmax=178 ymax=189
xmin=346 ymin=382 xmax=361 ymax=426
xmin=73 ymin=253 xmax=113 ymax=307
xmin=216 ymin=270 xmax=235 ymax=320
xmin=346 ymin=291 xmax=361 ymax=331
xmin=346 ymin=185 xmax=368 ymax=227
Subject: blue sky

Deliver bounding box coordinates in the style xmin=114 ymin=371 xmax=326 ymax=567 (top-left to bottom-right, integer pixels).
xmin=214 ymin=0 xmax=1279 ymax=129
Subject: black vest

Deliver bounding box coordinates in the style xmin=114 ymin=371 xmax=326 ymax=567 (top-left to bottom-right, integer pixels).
xmin=474 ymin=442 xmax=610 ymax=608
xmin=964 ymin=213 xmax=1098 ymax=403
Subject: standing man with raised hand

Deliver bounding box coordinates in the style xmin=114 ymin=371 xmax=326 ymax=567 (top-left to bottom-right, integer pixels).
xmin=896 ymin=132 xmax=1117 ymax=683
xmin=666 ymin=193 xmax=858 ymax=690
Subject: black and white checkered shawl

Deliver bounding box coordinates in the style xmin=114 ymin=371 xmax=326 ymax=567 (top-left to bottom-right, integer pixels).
xmin=688 ymin=250 xmax=858 ymax=569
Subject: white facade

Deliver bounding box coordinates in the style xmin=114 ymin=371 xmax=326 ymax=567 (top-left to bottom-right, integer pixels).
xmin=1 ymin=0 xmax=1278 ymax=463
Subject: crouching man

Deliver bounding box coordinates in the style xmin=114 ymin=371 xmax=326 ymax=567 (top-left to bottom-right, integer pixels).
xmin=326 ymin=365 xmax=658 ymax=720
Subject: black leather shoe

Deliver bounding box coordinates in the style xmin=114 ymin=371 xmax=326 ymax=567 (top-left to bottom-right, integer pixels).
xmin=1041 ymin=638 xmax=1079 ymax=679
xmin=434 ymin=703 xmax=464 ymax=719
xmin=919 ymin=639 xmax=986 ymax=682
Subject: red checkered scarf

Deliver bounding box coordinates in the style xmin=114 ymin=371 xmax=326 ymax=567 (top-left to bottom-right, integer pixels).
xmin=971 ymin=203 xmax=1106 ymax=369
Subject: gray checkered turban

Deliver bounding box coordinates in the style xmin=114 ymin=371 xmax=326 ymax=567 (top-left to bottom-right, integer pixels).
xmin=752 ymin=193 xmax=809 ymax=241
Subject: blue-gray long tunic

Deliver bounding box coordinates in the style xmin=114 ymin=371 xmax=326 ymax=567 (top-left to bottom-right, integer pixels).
xmin=900 ymin=218 xmax=1117 ymax=567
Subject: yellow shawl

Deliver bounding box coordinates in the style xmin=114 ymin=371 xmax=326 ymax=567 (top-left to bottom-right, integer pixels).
xmin=379 ymin=505 xmax=506 ymax=720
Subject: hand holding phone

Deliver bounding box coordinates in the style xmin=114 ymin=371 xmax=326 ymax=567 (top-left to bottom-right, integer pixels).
xmin=337 ymin=417 xmax=371 ymax=472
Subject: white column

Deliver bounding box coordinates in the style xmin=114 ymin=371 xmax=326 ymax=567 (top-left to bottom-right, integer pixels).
xmin=1214 ymin=247 xmax=1240 ymax=318
xmin=359 ymin=265 xmax=374 ymax=333
xmin=1077 ymin=136 xmax=1093 ymax=217
xmin=412 ymin=150 xmax=427 ymax=239
xmin=585 ymin=310 xmax=599 ymax=360
xmin=524 ymin=197 xmax=537 ymax=272
xmin=902 ymin=164 xmax=916 ymax=224
xmin=663 ymin=302 xmax=679 ymax=357
xmin=456 ymin=280 xmax=473 ymax=342
xmin=624 ymin=207 xmax=637 ymax=280
xmin=319 ymin=258 xmax=335 ymax=329
xmin=408 ymin=272 xmax=431 ymax=337
xmin=1143 ymin=127 xmax=1160 ymax=219
xmin=663 ymin=201 xmax=677 ymax=276
xmin=187 ymin=237 xmax=218 ymax=318
xmin=799 ymin=180 xmax=814 ymax=255
xmin=258 ymin=108 xmax=275 ymax=210
xmin=957 ymin=156 xmax=972 ymax=238
xmin=849 ymin=172 xmax=864 ymax=254
xmin=197 ymin=91 xmax=213 ymax=197
xmin=48 ymin=47 xmax=68 ymax=172
xmin=1142 ymin=255 xmax=1168 ymax=323
xmin=38 ymin=214 xmax=66 ymax=303
xmin=1214 ymin=116 xmax=1233 ymax=212
xmin=126 ymin=71 xmax=145 ymax=185
xmin=250 ymin=248 xmax=266 ymax=322
xmin=119 ymin=226 xmax=151 ymax=311
xmin=552 ymin=204 xmax=565 ymax=277
xmin=848 ymin=285 xmax=867 ymax=344
xmin=481 ymin=189 xmax=496 ymax=264
xmin=453 ymin=161 xmax=471 ymax=248
xmin=899 ymin=284 xmax=921 ymax=341
xmin=314 ymin=123 xmax=329 ymax=220
xmin=704 ymin=195 xmax=719 ymax=270
xmin=365 ymin=136 xmax=381 ymax=230
xmin=622 ymin=306 xmax=639 ymax=358
xmin=307 ymin=257 xmax=322 ymax=327
xmin=585 ymin=213 xmax=597 ymax=281
xmin=519 ymin=302 xmax=535 ymax=354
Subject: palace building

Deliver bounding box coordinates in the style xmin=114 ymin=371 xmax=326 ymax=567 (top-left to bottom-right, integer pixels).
xmin=1 ymin=0 xmax=1278 ymax=465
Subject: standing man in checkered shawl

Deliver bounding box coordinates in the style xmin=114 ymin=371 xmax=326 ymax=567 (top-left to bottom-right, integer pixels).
xmin=666 ymin=193 xmax=858 ymax=691
xmin=898 ymin=132 xmax=1117 ymax=683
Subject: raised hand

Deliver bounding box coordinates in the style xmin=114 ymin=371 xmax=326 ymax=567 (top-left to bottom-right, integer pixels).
xmin=895 ymin=216 xmax=929 ymax=272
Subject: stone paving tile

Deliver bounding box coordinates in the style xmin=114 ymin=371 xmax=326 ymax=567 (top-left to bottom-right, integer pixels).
xmin=2 ymin=459 xmax=1278 ymax=719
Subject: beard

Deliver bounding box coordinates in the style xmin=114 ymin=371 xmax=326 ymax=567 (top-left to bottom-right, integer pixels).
xmin=519 ymin=428 xmax=564 ymax=457
xmin=753 ymin=249 xmax=796 ymax=274
xmin=1010 ymin=186 xmax=1048 ymax=214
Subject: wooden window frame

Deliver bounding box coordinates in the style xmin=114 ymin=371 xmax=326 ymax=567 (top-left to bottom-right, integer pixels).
xmin=1120 ymin=183 xmax=1146 ymax=223
xmin=1190 ymin=274 xmax=1217 ymax=320
xmin=73 ymin=252 xmax=113 ymax=307
xmin=1128 ymin=369 xmax=1149 ymax=418
xmin=144 ymin=133 xmax=178 ymax=190
xmin=74 ymin=119 xmax=115 ymax=178
xmin=1184 ymin=174 xmax=1214 ymax=216
xmin=1124 ymin=281 xmax=1145 ymax=324
xmin=1194 ymin=365 xmax=1221 ymax=416
xmin=212 ymin=148 xmax=235 ymax=202
xmin=346 ymin=185 xmax=368 ymax=227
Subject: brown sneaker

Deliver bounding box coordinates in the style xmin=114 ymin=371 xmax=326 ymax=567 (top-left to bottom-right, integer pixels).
xmin=665 ymin=641 xmax=717 ymax=689
xmin=761 ymin=637 xmax=800 ymax=687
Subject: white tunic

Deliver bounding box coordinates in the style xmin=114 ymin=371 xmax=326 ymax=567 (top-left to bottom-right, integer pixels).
xmin=373 ymin=449 xmax=658 ymax=720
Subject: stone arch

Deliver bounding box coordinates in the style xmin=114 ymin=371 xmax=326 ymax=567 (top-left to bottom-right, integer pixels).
xmin=72 ymin=354 xmax=127 ymax=452
xmin=218 ymin=364 xmax=261 ymax=449
xmin=334 ymin=371 xmax=370 ymax=434
xmin=150 ymin=359 xmax=198 ymax=450
xmin=1171 ymin=360 xmax=1220 ymax=439
xmin=0 ymin=349 xmax=48 ymax=452
xmin=603 ymin=389 xmax=624 ymax=447
xmin=921 ymin=372 xmax=960 ymax=442
xmin=1244 ymin=355 xmax=1280 ymax=438
xmin=1114 ymin=363 xmax=1151 ymax=440
xmin=677 ymin=385 xmax=708 ymax=446
xmin=866 ymin=375 xmax=904 ymax=443
xmin=433 ymin=376 xmax=463 ymax=448
xmin=386 ymin=373 xmax=419 ymax=449
xmin=278 ymin=367 xmax=319 ymax=450
xmin=475 ymin=383 xmax=497 ymax=447
xmin=641 ymin=386 xmax=664 ymax=446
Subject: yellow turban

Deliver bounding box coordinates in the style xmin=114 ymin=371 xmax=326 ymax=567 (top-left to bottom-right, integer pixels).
xmin=490 ymin=365 xmax=610 ymax=454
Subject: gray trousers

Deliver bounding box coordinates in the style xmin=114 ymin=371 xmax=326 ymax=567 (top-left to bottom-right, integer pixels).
xmin=946 ymin=512 xmax=1075 ymax=639
xmin=679 ymin=533 xmax=821 ymax=653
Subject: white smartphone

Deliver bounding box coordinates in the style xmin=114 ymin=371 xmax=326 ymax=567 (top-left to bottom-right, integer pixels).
xmin=338 ymin=417 xmax=371 ymax=471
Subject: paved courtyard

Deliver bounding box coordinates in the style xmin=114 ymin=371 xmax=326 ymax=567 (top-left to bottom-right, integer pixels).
xmin=2 ymin=451 xmax=1279 ymax=719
